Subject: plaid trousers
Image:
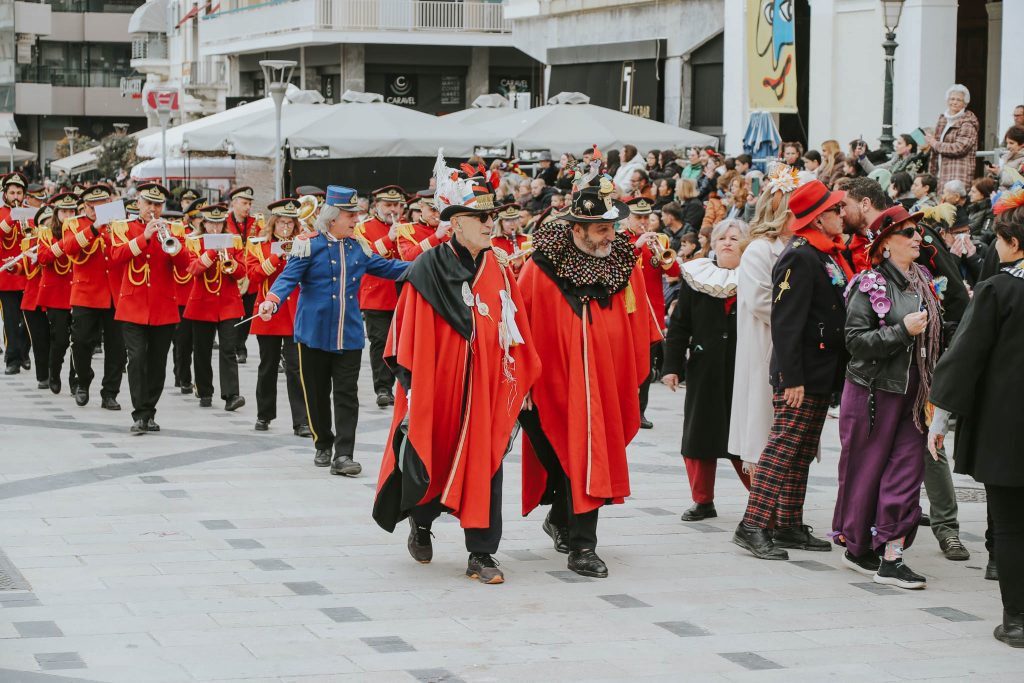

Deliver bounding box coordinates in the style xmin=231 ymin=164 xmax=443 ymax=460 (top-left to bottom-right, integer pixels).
xmin=742 ymin=391 xmax=830 ymax=529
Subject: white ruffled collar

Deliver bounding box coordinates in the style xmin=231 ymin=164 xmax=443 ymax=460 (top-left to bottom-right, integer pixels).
xmin=681 ymin=257 xmax=738 ymax=298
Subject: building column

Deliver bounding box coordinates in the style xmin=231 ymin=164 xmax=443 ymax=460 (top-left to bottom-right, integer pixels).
xmin=662 ymin=55 xmax=682 ymax=127
xmin=998 ymin=0 xmax=1023 ymax=137
xmin=340 ymin=43 xmax=365 ymax=94
xmin=891 ymin=0 xmax=957 ymax=137
xmin=806 ymin=0 xmax=838 ymax=148
xmin=983 ymin=2 xmax=1001 ymax=150
xmin=721 ymin=0 xmax=748 ymax=153
xmin=466 ymin=47 xmax=489 ymax=105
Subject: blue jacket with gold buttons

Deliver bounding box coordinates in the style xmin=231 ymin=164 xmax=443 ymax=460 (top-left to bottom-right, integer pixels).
xmin=266 ymin=232 xmax=408 ymax=352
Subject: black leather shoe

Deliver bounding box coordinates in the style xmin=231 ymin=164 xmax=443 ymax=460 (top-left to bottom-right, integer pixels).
xmin=48 ymin=378 xmax=61 ymax=394
xmin=567 ymin=549 xmax=608 ymax=578
xmin=639 ymin=416 xmax=653 ymax=429
xmin=542 ymin=512 xmax=570 ymax=554
xmin=145 ymin=418 xmax=160 ymax=432
xmin=236 ymin=348 xmax=247 ymax=364
xmin=732 ymin=522 xmax=789 ymax=560
xmin=5 ymin=364 xmax=20 ymax=375
xmin=254 ymin=419 xmax=270 ymax=431
xmin=986 ymin=555 xmax=999 ymax=581
xmin=994 ymin=611 xmax=1024 ymax=648
xmin=680 ymin=502 xmax=717 ymax=522
xmin=130 ymin=419 xmax=147 ymax=435
xmin=919 ymin=513 xmax=931 ymax=527
xmin=224 ymin=395 xmax=245 ymax=412
xmin=199 ymin=397 xmax=213 ymax=408
xmin=74 ymin=388 xmax=89 ymax=406
xmin=21 ymin=358 xmax=30 ymax=371
xmin=407 ymin=518 xmax=433 ymax=564
xmin=773 ymin=525 xmax=831 ymax=552
xmin=376 ymin=391 xmax=394 ymax=408
xmin=330 ymin=455 xmax=362 ymax=476
xmin=180 ymin=383 xmax=193 ymax=395
xmin=101 ymin=397 xmax=121 ymax=411
xmin=293 ymin=424 xmax=312 ymax=438
xmin=36 ymin=381 xmax=49 ymax=390
xmin=466 ymin=553 xmax=504 ymax=584
xmin=313 ymin=449 xmax=332 ymax=467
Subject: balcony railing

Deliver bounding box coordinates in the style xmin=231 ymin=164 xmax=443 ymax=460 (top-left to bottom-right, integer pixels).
xmin=183 ymin=59 xmax=227 ymax=88
xmin=131 ymin=34 xmax=168 ymax=61
xmin=48 ymin=0 xmax=143 ymax=13
xmin=17 ymin=64 xmax=137 ymax=87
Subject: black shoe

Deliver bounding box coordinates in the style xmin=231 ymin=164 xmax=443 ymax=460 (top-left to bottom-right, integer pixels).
xmin=48 ymin=378 xmax=60 ymax=394
xmin=293 ymin=424 xmax=312 ymax=438
xmin=21 ymin=358 xmax=30 ymax=371
xmin=330 ymin=455 xmax=362 ymax=476
xmin=919 ymin=513 xmax=931 ymax=527
xmin=145 ymin=418 xmax=160 ymax=432
xmin=542 ymin=512 xmax=570 ymax=554
xmin=69 ymin=382 xmax=78 ymax=396
xmin=254 ymin=419 xmax=270 ymax=431
xmin=466 ymin=553 xmax=504 ymax=584
xmin=101 ymin=397 xmax=121 ymax=411
xmin=986 ymin=556 xmax=999 ymax=581
xmin=5 ymin=364 xmax=19 ymax=375
xmin=376 ymin=391 xmax=394 ymax=408
xmin=732 ymin=522 xmax=789 ymax=560
xmin=873 ymin=558 xmax=926 ymax=589
xmin=680 ymin=502 xmax=717 ymax=522
xmin=130 ymin=419 xmax=147 ymax=435
xmin=236 ymin=349 xmax=247 ymax=364
xmin=224 ymin=395 xmax=245 ymax=412
xmin=773 ymin=525 xmax=831 ymax=552
xmin=36 ymin=380 xmax=48 ymax=389
xmin=180 ymin=383 xmax=193 ymax=395
xmin=994 ymin=612 xmax=1024 ymax=648
xmin=313 ymin=449 xmax=332 ymax=467
xmin=567 ymin=549 xmax=608 ymax=578
xmin=199 ymin=397 xmax=213 ymax=408
xmin=842 ymin=550 xmax=881 ymax=576
xmin=407 ymin=518 xmax=433 ymax=564
xmin=74 ymin=388 xmax=89 ymax=406
xmin=639 ymin=416 xmax=653 ymax=429
xmin=939 ymin=536 xmax=970 ymax=561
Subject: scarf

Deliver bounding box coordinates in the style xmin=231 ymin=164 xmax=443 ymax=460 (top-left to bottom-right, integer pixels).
xmin=906 ymin=264 xmax=942 ymax=432
xmin=794 ymin=225 xmax=854 ymax=281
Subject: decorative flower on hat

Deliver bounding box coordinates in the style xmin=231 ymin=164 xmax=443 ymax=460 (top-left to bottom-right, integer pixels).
xmin=763 ymin=163 xmax=803 ymax=195
xmin=993 ymin=180 xmax=1024 ymax=216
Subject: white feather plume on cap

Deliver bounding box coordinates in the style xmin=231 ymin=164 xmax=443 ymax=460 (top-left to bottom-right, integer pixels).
xmin=432 ymin=149 xmax=476 ymax=215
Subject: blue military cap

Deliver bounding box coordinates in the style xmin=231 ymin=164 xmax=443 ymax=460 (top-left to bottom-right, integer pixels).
xmin=325 ymin=185 xmax=360 ymax=212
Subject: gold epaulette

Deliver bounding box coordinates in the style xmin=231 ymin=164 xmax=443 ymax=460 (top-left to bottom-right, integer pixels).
xmin=35 ymin=226 xmax=54 ymax=244
xmin=63 ymin=217 xmax=80 ymax=234
xmin=231 ymin=234 xmax=244 ymax=250
xmin=21 ymin=237 xmax=31 ymax=251
xmin=246 ymin=239 xmax=266 ymax=263
xmin=353 ymin=221 xmax=366 ymax=239
xmin=109 ymin=220 xmax=130 ymax=245
xmin=395 ymin=223 xmax=416 ymax=242
xmin=352 ymin=233 xmax=373 ymax=257
xmin=169 ymin=221 xmax=186 ymax=238
xmin=185 ymin=234 xmax=203 ymax=255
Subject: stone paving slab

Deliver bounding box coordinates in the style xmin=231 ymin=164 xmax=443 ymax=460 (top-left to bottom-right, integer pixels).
xmin=0 ymin=340 xmax=1010 ymax=681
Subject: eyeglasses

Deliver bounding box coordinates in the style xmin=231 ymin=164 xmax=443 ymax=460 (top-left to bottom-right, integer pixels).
xmin=893 ymin=226 xmax=919 ymax=238
xmin=825 ymin=205 xmax=843 ymax=215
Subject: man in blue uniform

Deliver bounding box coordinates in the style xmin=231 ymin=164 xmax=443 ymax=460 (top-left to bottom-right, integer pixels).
xmin=257 ymin=186 xmax=409 ymax=476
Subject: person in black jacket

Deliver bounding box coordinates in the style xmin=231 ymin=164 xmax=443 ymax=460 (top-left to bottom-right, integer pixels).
xmin=733 ymin=180 xmax=851 ymax=560
xmin=928 ymin=201 xmax=1024 ymax=647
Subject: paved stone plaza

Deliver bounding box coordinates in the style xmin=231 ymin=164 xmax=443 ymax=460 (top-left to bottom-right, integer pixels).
xmin=0 ymin=341 xmax=1018 ymax=682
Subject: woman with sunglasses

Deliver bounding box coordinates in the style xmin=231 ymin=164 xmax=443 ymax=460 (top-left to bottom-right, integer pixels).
xmin=831 ymin=205 xmax=942 ymax=589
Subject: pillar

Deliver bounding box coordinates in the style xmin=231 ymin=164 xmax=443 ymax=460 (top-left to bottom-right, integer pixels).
xmin=663 ymin=55 xmax=682 ymax=127
xmin=983 ymin=3 xmax=1001 ymax=149
xmin=998 ymin=0 xmax=1024 ymax=137
xmin=340 ymin=43 xmax=365 ymax=94
xmin=891 ymin=0 xmax=957 ymax=137
xmin=721 ymin=0 xmax=748 ymax=153
xmin=466 ymin=47 xmax=489 ymax=105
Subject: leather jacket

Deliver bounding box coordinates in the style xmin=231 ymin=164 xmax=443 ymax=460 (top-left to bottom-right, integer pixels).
xmin=844 ymin=260 xmax=935 ymax=395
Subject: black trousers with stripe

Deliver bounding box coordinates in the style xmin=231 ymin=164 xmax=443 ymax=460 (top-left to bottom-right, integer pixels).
xmin=0 ymin=290 xmax=28 ymax=366
xmin=22 ymin=308 xmax=49 ymax=382
xmin=297 ymin=344 xmax=360 ymax=456
xmin=256 ymin=334 xmax=307 ymax=427
xmin=46 ymin=308 xmax=75 ymax=388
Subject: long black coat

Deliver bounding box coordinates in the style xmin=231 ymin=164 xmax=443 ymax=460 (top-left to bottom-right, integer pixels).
xmin=929 ymin=263 xmax=1024 ymax=486
xmin=663 ymin=281 xmax=737 ymax=460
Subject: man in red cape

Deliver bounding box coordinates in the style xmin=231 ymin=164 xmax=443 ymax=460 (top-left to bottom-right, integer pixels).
xmin=517 ymin=184 xmax=663 ymax=579
xmin=373 ymin=172 xmax=541 ymax=585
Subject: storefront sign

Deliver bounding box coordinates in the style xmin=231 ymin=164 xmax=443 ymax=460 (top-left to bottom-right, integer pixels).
xmin=292 ymin=146 xmax=330 ymax=160
xmin=386 ymin=74 xmax=418 ymax=106
xmin=517 ymin=149 xmax=550 ymax=163
xmin=474 ymin=145 xmax=509 ymax=158
xmin=440 ymin=75 xmax=462 ymax=106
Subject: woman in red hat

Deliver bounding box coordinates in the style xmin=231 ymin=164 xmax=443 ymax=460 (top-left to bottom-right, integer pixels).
xmin=831 ymin=205 xmax=942 ymax=590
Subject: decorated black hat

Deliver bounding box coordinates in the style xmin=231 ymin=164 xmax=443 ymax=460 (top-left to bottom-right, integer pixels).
xmin=185 ymin=197 xmax=208 ymax=218
xmin=179 ymin=188 xmax=200 ymax=203
xmin=71 ymin=183 xmax=86 ymax=197
xmin=497 ymin=205 xmax=520 ymax=221
xmin=27 ymin=183 xmax=46 ymax=200
xmin=566 ymin=186 xmax=629 ymax=224
xmin=81 ymin=184 xmax=114 ymax=203
xmin=49 ymin=192 xmax=79 ymax=211
xmin=371 ymin=185 xmax=407 ymax=203
xmin=2 ymin=172 xmax=26 ymax=189
xmin=295 ymin=185 xmax=326 ymax=197
xmin=200 ymin=203 xmax=228 ymax=222
xmin=268 ymin=198 xmax=300 ymax=218
xmin=137 ymin=182 xmax=170 ymax=204
xmin=125 ymin=199 xmax=139 ymax=213
xmin=228 ymin=186 xmax=254 ymax=201
xmin=34 ymin=205 xmax=53 ymax=227
xmin=626 ymin=196 xmax=654 ymax=216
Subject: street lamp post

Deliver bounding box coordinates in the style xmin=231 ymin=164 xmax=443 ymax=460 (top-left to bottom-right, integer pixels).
xmin=4 ymin=130 xmax=19 ymax=173
xmin=151 ymin=88 xmax=177 ymax=187
xmin=113 ymin=122 xmax=129 ymax=136
xmin=879 ymin=0 xmax=905 ymax=153
xmin=259 ymin=59 xmax=297 ymax=200
xmin=64 ymin=126 xmax=79 ymax=157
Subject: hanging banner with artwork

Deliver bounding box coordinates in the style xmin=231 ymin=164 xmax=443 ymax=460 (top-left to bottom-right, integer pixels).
xmin=747 ymin=0 xmax=798 ymax=112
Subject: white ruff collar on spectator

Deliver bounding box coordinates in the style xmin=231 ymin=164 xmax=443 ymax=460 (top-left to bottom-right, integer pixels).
xmin=681 ymin=257 xmax=738 ymax=298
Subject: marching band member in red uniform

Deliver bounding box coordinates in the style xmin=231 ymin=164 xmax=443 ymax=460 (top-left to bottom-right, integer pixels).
xmin=246 ymin=198 xmax=309 ymax=436
xmin=108 ymin=182 xmax=190 ymax=434
xmin=171 ymin=199 xmax=205 ymax=395
xmin=12 ymin=210 xmax=47 ymax=388
xmin=60 ymin=184 xmax=126 ymax=410
xmin=354 ymin=185 xmax=406 ymax=407
xmin=35 ymin=197 xmax=77 ymax=395
xmin=184 ymin=203 xmax=246 ymax=412
xmin=396 ymin=191 xmax=448 ymax=261
xmin=489 ymin=206 xmax=532 ymax=276
xmin=623 ymin=196 xmax=681 ymax=429
xmin=225 ymin=186 xmax=259 ymax=365
xmin=0 ymin=172 xmax=30 ymax=374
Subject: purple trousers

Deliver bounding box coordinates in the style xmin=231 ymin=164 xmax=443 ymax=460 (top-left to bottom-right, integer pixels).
xmin=832 ymin=373 xmax=925 ymax=557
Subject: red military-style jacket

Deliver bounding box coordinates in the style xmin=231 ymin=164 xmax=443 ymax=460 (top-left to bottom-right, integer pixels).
xmin=182 ymin=235 xmax=245 ymax=323
xmin=108 ymin=219 xmax=189 ymax=325
xmin=244 ymin=238 xmax=296 ymax=336
xmin=0 ymin=206 xmax=27 ymax=291
xmin=59 ymin=217 xmax=123 ymax=309
xmin=627 ymin=231 xmax=681 ymax=320
xmin=353 ymin=215 xmax=399 ymax=311
xmin=490 ymin=233 xmax=531 ymax=276
xmin=226 ymin=212 xmax=259 ymax=241
xmin=170 ymin=223 xmax=193 ymax=306
xmin=35 ymin=227 xmax=73 ymax=310
xmin=396 ymin=222 xmax=447 ymax=262
xmin=15 ymin=236 xmax=41 ymax=310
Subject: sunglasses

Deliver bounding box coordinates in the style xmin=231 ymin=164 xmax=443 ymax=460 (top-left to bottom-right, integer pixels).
xmin=892 ymin=226 xmax=919 ymax=238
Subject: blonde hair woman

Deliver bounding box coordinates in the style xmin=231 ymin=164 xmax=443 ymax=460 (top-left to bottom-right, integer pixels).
xmin=819 ymin=140 xmax=844 ymax=187
xmin=728 ymin=166 xmax=800 ymax=474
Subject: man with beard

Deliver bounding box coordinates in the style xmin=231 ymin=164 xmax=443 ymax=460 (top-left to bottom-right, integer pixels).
xmin=396 ymin=190 xmax=448 ymax=261
xmin=354 ymin=186 xmax=407 ymax=406
xmin=0 ymin=172 xmax=31 ymax=374
xmin=373 ymin=168 xmax=541 ymax=584
xmin=517 ymin=182 xmax=662 ymax=578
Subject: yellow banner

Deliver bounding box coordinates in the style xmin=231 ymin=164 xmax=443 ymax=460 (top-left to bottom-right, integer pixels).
xmin=748 ymin=0 xmax=798 ymax=112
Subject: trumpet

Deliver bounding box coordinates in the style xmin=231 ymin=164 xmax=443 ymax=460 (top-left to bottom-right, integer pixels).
xmin=296 ymin=195 xmax=318 ymax=230
xmin=219 ymin=249 xmax=237 ymax=275
xmin=156 ymin=221 xmax=181 ymax=256
xmin=0 ymin=245 xmax=37 ymax=272
xmin=648 ymin=236 xmax=676 ymax=268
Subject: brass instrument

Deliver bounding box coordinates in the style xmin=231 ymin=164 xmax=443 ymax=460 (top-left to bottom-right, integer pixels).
xmin=648 ymin=235 xmax=677 ymax=268
xmin=296 ymin=195 xmax=318 ymax=230
xmin=0 ymin=245 xmax=37 ymax=272
xmin=155 ymin=221 xmax=182 ymax=256
xmin=219 ymin=249 xmax=238 ymax=275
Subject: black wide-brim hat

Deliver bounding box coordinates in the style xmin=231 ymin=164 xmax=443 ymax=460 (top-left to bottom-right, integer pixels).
xmin=565 ymin=186 xmax=629 ymax=224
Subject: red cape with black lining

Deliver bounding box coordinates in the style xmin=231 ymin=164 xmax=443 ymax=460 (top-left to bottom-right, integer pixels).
xmin=517 ymin=253 xmax=663 ymax=516
xmin=372 ymin=242 xmax=541 ymax=531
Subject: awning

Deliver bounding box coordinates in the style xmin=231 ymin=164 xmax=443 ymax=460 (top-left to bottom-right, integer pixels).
xmin=51 ymin=127 xmax=160 ymax=176
xmin=128 ymin=0 xmax=168 ymax=34
xmin=130 ymin=156 xmax=236 ymax=180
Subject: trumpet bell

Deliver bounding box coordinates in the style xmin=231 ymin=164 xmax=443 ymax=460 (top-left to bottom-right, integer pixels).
xmin=162 ymin=238 xmax=182 ymax=256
